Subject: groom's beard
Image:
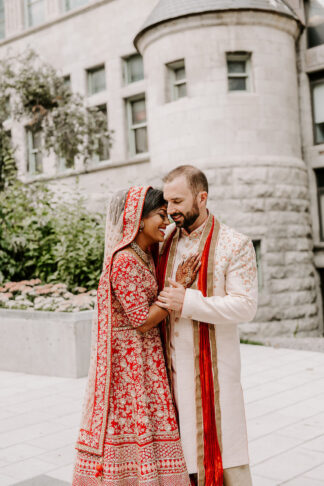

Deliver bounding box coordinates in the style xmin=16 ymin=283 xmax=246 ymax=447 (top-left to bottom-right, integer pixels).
xmin=171 ymin=202 xmax=200 ymax=230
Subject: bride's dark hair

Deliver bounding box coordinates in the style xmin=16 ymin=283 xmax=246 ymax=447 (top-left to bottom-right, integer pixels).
xmin=142 ymin=188 xmax=166 ymax=219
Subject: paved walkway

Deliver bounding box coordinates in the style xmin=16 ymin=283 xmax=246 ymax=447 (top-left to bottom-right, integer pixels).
xmin=0 ymin=344 xmax=324 ymax=485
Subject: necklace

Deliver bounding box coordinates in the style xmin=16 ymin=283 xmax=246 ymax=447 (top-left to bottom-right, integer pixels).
xmin=130 ymin=241 xmax=154 ymax=274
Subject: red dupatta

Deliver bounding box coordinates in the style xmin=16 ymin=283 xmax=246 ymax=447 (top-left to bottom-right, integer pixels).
xmin=158 ymin=214 xmax=223 ymax=486
xmin=76 ymin=186 xmax=151 ymax=456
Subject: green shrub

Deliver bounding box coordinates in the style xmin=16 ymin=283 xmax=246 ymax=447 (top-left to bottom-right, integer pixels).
xmin=0 ymin=181 xmax=104 ymax=289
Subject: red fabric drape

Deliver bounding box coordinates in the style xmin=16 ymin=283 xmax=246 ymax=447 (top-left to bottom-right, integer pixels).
xmin=198 ymin=218 xmax=223 ymax=485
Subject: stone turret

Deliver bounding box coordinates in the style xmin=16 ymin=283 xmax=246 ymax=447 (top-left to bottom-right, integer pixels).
xmin=134 ymin=0 xmax=321 ymax=337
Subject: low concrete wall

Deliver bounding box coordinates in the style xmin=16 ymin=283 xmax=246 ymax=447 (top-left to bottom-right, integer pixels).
xmin=0 ymin=309 xmax=93 ymax=378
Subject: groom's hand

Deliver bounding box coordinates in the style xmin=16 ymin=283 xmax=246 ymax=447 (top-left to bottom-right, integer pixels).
xmin=156 ymin=279 xmax=186 ymax=313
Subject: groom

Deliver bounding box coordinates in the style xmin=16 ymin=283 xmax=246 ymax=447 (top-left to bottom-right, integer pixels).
xmin=157 ymin=165 xmax=258 ymax=486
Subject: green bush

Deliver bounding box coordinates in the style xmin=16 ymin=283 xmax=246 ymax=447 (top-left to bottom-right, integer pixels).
xmin=0 ymin=182 xmax=104 ymax=289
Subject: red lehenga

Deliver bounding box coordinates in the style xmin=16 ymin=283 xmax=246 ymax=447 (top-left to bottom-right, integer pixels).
xmin=72 ymin=186 xmax=190 ymax=486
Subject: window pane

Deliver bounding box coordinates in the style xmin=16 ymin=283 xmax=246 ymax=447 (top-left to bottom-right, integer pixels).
xmin=35 ymin=151 xmax=43 ymax=173
xmin=131 ymin=99 xmax=146 ymax=124
xmin=227 ymin=60 xmax=246 ymax=74
xmin=63 ymin=75 xmax=71 ymax=88
xmin=176 ymin=83 xmax=187 ymax=98
xmin=65 ymin=0 xmax=88 ymax=11
xmin=320 ymin=192 xmax=324 ymax=239
xmin=307 ymin=0 xmax=324 ymax=48
xmin=175 ymin=67 xmax=185 ymax=81
xmin=316 ymin=122 xmax=324 ymax=143
xmin=33 ymin=130 xmax=42 ymax=150
xmin=313 ymin=82 xmax=324 ymax=123
xmin=228 ymin=77 xmax=246 ymax=91
xmin=134 ymin=127 xmax=147 ymax=154
xmin=27 ymin=0 xmax=45 ymax=27
xmin=316 ymin=168 xmax=324 ymax=188
xmin=97 ymin=104 xmax=109 ymax=160
xmin=0 ymin=0 xmax=5 ymax=39
xmin=88 ymin=67 xmax=106 ymax=95
xmin=127 ymin=55 xmax=144 ymax=83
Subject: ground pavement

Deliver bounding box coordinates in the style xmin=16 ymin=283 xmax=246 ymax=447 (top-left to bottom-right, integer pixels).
xmin=0 ymin=344 xmax=324 ymax=486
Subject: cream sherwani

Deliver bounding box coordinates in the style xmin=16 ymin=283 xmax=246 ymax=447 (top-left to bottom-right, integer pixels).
xmin=164 ymin=218 xmax=258 ymax=479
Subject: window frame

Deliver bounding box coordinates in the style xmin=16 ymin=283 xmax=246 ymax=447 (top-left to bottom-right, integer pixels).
xmin=0 ymin=0 xmax=5 ymax=40
xmin=167 ymin=59 xmax=187 ymax=101
xmin=226 ymin=52 xmax=252 ymax=92
xmin=315 ymin=169 xmax=324 ymax=241
xmin=305 ymin=0 xmax=324 ymax=49
xmin=123 ymin=54 xmax=144 ymax=85
xmin=310 ymin=73 xmax=324 ymax=145
xmin=63 ymin=0 xmax=89 ymax=12
xmin=126 ymin=95 xmax=148 ymax=157
xmin=24 ymin=0 xmax=45 ymax=28
xmin=26 ymin=128 xmax=43 ymax=175
xmin=86 ymin=64 xmax=106 ymax=96
xmin=92 ymin=103 xmax=110 ymax=164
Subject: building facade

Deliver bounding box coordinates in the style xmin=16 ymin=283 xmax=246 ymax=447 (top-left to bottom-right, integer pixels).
xmin=0 ymin=0 xmax=323 ymax=338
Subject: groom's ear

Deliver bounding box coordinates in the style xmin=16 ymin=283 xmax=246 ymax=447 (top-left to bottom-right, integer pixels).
xmin=197 ymin=191 xmax=208 ymax=207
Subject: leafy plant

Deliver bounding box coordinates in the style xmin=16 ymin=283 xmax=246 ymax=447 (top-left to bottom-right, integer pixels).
xmin=0 ymin=181 xmax=105 ymax=289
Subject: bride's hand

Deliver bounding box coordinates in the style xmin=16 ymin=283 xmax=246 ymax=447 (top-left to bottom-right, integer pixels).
xmin=175 ymin=253 xmax=201 ymax=288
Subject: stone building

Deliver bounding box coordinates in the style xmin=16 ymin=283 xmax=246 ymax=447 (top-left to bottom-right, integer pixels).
xmin=0 ymin=0 xmax=323 ymax=338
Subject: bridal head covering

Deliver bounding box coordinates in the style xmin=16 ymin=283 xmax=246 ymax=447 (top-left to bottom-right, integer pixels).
xmin=76 ymin=186 xmax=151 ymax=456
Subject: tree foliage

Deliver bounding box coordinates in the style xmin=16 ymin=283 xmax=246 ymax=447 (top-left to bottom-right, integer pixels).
xmin=0 ymin=48 xmax=112 ymax=189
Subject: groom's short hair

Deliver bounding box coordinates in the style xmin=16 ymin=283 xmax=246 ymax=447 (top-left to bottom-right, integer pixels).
xmin=163 ymin=165 xmax=208 ymax=195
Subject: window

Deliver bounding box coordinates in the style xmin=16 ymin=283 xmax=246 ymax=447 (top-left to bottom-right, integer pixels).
xmin=310 ymin=71 xmax=324 ymax=144
xmin=252 ymin=240 xmax=262 ymax=291
xmin=25 ymin=0 xmax=45 ymax=28
xmin=87 ymin=65 xmax=106 ymax=96
xmin=167 ymin=60 xmax=187 ymax=101
xmin=63 ymin=75 xmax=71 ymax=88
xmin=316 ymin=169 xmax=324 ymax=240
xmin=306 ymin=0 xmax=324 ymax=48
xmin=123 ymin=54 xmax=144 ymax=84
xmin=64 ymin=0 xmax=88 ymax=11
xmin=126 ymin=97 xmax=148 ymax=156
xmin=0 ymin=0 xmax=5 ymax=40
xmin=58 ymin=157 xmax=74 ymax=172
xmin=93 ymin=104 xmax=110 ymax=162
xmin=226 ymin=52 xmax=251 ymax=91
xmin=26 ymin=129 xmax=43 ymax=175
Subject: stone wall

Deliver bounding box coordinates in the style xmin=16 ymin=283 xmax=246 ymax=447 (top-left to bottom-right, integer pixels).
xmin=136 ymin=10 xmax=321 ymax=338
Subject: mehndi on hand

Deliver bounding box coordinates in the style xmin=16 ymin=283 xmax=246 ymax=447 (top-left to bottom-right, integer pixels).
xmin=175 ymin=253 xmax=201 ymax=288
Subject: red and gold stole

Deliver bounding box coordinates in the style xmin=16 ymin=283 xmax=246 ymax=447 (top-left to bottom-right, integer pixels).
xmin=158 ymin=214 xmax=223 ymax=486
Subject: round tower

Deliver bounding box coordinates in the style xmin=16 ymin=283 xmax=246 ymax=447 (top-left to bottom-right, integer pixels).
xmin=135 ymin=0 xmax=320 ymax=337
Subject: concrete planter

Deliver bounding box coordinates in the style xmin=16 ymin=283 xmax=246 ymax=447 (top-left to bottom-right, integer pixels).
xmin=0 ymin=308 xmax=93 ymax=378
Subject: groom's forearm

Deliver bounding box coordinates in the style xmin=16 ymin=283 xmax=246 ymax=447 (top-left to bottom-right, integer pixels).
xmin=181 ymin=288 xmax=257 ymax=325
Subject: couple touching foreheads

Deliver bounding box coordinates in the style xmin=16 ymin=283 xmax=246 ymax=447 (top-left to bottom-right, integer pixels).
xmin=73 ymin=165 xmax=258 ymax=486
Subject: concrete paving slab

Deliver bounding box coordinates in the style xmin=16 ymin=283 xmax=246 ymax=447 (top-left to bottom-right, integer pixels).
xmin=0 ymin=344 xmax=323 ymax=486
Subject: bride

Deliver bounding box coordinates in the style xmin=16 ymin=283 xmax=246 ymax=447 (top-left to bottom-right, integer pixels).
xmin=72 ymin=186 xmax=200 ymax=485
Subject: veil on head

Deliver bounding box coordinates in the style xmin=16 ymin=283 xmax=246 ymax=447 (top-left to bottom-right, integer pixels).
xmin=103 ymin=189 xmax=128 ymax=265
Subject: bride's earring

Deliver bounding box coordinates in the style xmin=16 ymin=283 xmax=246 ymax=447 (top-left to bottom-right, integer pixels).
xmin=139 ymin=220 xmax=145 ymax=232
